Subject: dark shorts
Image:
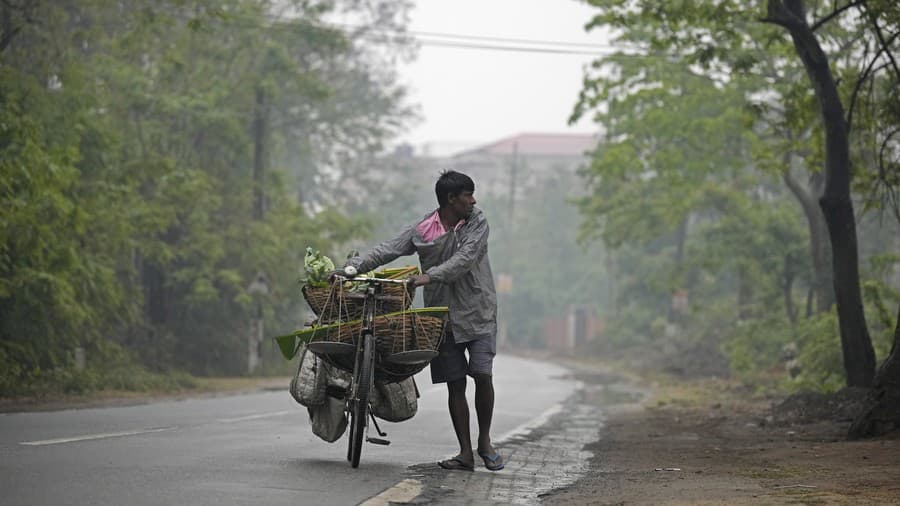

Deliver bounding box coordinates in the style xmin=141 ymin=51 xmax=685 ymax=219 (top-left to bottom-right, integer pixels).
xmin=429 ymin=331 xmax=496 ymax=384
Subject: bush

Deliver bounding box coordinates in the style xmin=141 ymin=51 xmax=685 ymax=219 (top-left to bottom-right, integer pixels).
xmin=787 ymin=309 xmax=845 ymax=393
xmin=721 ymin=306 xmax=846 ymax=393
xmin=0 ymin=338 xmax=198 ymax=397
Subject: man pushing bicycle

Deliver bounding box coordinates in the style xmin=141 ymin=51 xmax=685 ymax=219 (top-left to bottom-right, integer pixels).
xmin=339 ymin=170 xmax=503 ymax=472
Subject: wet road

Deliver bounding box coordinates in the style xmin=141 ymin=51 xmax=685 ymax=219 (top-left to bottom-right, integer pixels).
xmin=0 ymin=354 xmax=575 ymax=506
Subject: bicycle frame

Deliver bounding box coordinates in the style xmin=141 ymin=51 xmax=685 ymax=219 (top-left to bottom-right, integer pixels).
xmin=335 ymin=275 xmax=411 ymax=468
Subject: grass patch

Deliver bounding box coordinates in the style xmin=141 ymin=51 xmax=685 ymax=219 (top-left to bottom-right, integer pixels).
xmin=2 ymin=360 xmax=290 ymax=406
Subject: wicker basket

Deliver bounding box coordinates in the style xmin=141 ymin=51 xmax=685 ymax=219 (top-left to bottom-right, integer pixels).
xmin=302 ymin=283 xmax=413 ymax=325
xmin=307 ymin=311 xmax=447 ymax=382
xmin=376 ymin=312 xmax=445 ymax=360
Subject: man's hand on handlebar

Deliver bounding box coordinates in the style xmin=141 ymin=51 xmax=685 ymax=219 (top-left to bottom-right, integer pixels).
xmin=328 ymin=265 xmax=358 ymax=283
xmin=408 ymin=273 xmax=431 ymax=287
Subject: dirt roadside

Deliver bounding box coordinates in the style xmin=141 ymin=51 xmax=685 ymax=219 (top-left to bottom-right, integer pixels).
xmin=541 ymin=359 xmax=900 ymax=506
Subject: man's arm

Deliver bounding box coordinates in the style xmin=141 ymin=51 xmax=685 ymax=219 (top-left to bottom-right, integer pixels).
xmin=345 ymin=224 xmax=417 ymax=274
xmin=425 ymin=217 xmax=489 ymax=284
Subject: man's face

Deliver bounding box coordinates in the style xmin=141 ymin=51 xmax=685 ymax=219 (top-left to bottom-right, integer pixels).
xmin=448 ymin=190 xmax=476 ymax=219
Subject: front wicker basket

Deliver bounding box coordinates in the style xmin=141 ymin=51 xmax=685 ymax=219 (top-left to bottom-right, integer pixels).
xmin=302 ymin=282 xmax=413 ymax=325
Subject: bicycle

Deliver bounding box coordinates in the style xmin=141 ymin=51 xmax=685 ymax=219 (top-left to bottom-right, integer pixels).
xmin=332 ymin=268 xmax=414 ymax=468
xmin=277 ymin=267 xmax=445 ymax=467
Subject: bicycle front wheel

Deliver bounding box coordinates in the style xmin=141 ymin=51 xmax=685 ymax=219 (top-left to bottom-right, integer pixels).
xmin=348 ymin=333 xmax=374 ymax=468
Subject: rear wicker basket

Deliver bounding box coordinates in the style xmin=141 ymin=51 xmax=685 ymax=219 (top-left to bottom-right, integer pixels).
xmin=305 ymin=311 xmax=447 ymax=382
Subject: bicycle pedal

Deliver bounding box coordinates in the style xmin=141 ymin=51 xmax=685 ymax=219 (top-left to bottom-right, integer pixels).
xmin=367 ymin=437 xmax=391 ymax=446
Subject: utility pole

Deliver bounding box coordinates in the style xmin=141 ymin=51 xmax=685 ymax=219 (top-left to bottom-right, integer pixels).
xmin=508 ymin=141 xmax=518 ymax=230
xmin=253 ymin=86 xmax=267 ymax=221
xmin=247 ymin=272 xmax=269 ymax=374
xmin=249 ymin=84 xmax=268 ymax=373
xmin=499 ymin=142 xmax=519 ymax=348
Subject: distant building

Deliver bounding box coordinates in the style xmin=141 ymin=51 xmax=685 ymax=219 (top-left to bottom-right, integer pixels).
xmin=448 ymin=132 xmax=598 ymax=197
xmin=542 ymin=306 xmax=605 ymax=351
xmin=381 ymin=132 xmax=598 ymax=212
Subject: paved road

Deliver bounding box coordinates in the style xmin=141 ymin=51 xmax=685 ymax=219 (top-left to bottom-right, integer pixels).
xmin=0 ymin=354 xmax=575 ymax=506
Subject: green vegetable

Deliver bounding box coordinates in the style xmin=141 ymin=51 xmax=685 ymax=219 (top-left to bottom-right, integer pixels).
xmin=303 ymin=247 xmax=335 ymax=287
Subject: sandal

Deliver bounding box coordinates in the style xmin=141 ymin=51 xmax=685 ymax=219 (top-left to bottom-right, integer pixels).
xmin=478 ymin=450 xmax=505 ymax=471
xmin=438 ymin=456 xmax=474 ymax=472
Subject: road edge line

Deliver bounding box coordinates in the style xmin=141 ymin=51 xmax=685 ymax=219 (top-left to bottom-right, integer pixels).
xmin=359 ymin=378 xmax=587 ymax=504
xmin=358 ymin=478 xmax=423 ymax=506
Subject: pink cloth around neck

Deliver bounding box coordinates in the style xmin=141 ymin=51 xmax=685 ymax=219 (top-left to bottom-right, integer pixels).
xmin=416 ymin=211 xmax=464 ymax=242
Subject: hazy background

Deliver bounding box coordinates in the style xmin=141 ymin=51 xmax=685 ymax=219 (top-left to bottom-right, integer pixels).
xmin=2 ymin=0 xmax=899 ymax=402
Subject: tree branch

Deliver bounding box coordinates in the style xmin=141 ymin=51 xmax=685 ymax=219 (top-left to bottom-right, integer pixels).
xmin=867 ymin=12 xmax=900 ymax=82
xmin=811 ymin=0 xmax=867 ymax=32
xmin=877 ymin=128 xmax=899 ymax=183
xmin=0 ymin=0 xmax=37 ymax=52
xmin=0 ymin=24 xmax=20 ymax=52
xmin=848 ymin=61 xmax=891 ymax=132
xmin=761 ymin=0 xmax=807 ymax=29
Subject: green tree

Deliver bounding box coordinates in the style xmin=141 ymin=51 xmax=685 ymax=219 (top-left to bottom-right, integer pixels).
xmin=577 ymin=0 xmax=900 ymax=391
xmin=0 ymin=0 xmax=415 ymax=392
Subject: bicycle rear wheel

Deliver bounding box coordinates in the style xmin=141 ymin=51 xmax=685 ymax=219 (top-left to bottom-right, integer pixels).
xmin=348 ymin=333 xmax=374 ymax=468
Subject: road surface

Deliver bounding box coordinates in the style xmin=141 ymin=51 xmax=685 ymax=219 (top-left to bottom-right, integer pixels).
xmin=1 ymin=354 xmax=575 ymax=505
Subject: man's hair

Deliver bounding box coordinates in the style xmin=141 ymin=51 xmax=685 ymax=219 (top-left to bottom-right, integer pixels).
xmin=435 ymin=170 xmax=475 ymax=207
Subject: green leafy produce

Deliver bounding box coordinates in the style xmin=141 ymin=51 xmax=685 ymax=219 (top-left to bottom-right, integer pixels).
xmin=304 ymin=247 xmax=335 ymax=287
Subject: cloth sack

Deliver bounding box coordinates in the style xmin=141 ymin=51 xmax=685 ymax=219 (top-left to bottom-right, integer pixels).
xmin=308 ymin=395 xmax=347 ymax=442
xmin=301 ymin=353 xmax=352 ymax=443
xmin=289 ymin=344 xmax=327 ymax=407
xmin=321 ymin=359 xmax=351 ymax=395
xmin=370 ymin=376 xmax=419 ymax=422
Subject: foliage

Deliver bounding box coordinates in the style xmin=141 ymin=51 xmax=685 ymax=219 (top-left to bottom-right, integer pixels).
xmin=0 ymin=0 xmax=414 ymax=394
xmin=788 ymin=310 xmax=845 ymax=393
xmin=0 ymin=337 xmax=197 ymax=396
xmin=573 ymin=0 xmax=900 ymax=389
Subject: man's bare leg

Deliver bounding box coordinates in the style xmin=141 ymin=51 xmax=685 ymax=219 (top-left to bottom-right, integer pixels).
xmin=473 ymin=373 xmax=495 ymax=455
xmin=446 ymin=377 xmax=474 ymax=467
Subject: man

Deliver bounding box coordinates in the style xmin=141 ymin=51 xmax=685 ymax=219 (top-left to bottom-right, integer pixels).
xmin=342 ymin=170 xmax=503 ymax=472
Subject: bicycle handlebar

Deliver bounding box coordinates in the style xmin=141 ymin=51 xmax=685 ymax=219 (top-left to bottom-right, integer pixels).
xmin=334 ymin=275 xmax=410 ymax=285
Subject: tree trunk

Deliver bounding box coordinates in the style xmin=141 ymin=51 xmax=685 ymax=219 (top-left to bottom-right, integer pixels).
xmin=737 ymin=264 xmax=754 ymax=321
xmin=783 ymin=253 xmax=798 ymax=325
xmin=782 ymin=166 xmax=833 ymax=313
xmin=668 ymin=217 xmax=688 ymax=324
xmin=253 ymin=86 xmax=267 ymax=221
xmin=849 ymin=303 xmax=900 ymax=437
xmin=142 ymin=261 xmax=167 ymax=325
xmin=607 ymin=249 xmax=618 ymax=315
xmin=764 ymin=0 xmax=876 ymax=387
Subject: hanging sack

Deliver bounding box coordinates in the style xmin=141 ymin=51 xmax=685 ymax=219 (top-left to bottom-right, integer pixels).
xmin=308 ymin=395 xmax=348 ymax=442
xmin=370 ymin=376 xmax=419 ymax=422
xmin=289 ymin=344 xmax=327 ymax=407
xmin=321 ymin=359 xmax=351 ymax=399
xmin=306 ymin=361 xmax=351 ymax=443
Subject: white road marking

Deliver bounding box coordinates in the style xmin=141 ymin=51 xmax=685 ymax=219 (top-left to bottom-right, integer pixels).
xmin=20 ymin=409 xmax=296 ymax=446
xmin=217 ymin=410 xmax=294 ymax=424
xmin=20 ymin=427 xmax=176 ymax=446
xmin=496 ymin=402 xmax=563 ymax=443
xmin=360 ymin=479 xmax=423 ymax=506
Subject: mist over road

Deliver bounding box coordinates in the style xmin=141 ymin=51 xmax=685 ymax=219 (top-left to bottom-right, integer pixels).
xmin=1 ymin=354 xmax=573 ymax=506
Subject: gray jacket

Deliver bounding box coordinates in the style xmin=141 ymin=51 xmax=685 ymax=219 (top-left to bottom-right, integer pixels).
xmin=345 ymin=207 xmax=497 ymax=343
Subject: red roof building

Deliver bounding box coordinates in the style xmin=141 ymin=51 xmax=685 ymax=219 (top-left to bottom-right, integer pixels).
xmin=452 ymin=132 xmax=598 ymax=158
